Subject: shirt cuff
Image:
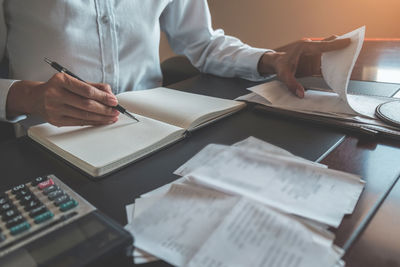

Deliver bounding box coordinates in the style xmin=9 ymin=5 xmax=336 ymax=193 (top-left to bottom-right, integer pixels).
xmin=237 ymin=47 xmax=275 ymax=82
xmin=0 ymin=79 xmax=27 ymax=123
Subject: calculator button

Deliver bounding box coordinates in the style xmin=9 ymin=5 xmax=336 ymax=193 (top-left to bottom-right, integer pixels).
xmin=34 ymin=211 xmax=54 ymax=224
xmin=10 ymin=222 xmax=30 ymax=235
xmin=43 ymin=185 xmax=59 ymax=195
xmin=19 ymin=194 xmax=37 ymax=206
xmin=2 ymin=209 xmax=20 ymax=221
xmin=0 ymin=203 xmax=14 ymax=214
xmin=23 ymin=200 xmax=41 ymax=212
xmin=29 ymin=205 xmax=48 ymax=218
xmin=54 ymin=195 xmax=70 ymax=206
xmin=11 ymin=184 xmax=26 ymax=194
xmin=38 ymin=179 xmax=55 ymax=190
xmin=60 ymin=211 xmax=78 ymax=221
xmin=0 ymin=233 xmax=6 ymax=242
xmin=0 ymin=195 xmax=8 ymax=205
xmin=6 ymin=215 xmax=25 ymax=229
xmin=15 ymin=189 xmax=31 ymax=200
xmin=59 ymin=199 xmax=78 ymax=212
xmin=31 ymin=176 xmax=49 ymax=186
xmin=48 ymin=190 xmax=64 ymax=200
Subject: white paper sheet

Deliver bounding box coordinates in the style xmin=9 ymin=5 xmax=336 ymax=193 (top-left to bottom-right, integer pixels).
xmin=125 ymin=203 xmax=135 ymax=224
xmin=187 ymin=147 xmax=364 ymax=227
xmin=139 ymin=176 xmax=188 ymax=198
xmin=235 ymin=91 xmax=272 ymax=105
xmin=134 ymin=253 xmax=159 ymax=264
xmin=125 ymin=137 xmax=360 ymax=266
xmin=125 ymin=202 xmax=160 ymax=264
xmin=188 ymin=199 xmax=342 ymax=267
xmin=133 ymin=247 xmax=159 ymax=264
xmin=321 ymin=26 xmax=365 ymax=103
xmin=233 ymin=136 xmax=295 ymax=156
xmin=234 ymin=137 xmax=328 ymax=169
xmin=127 ymin=177 xmax=202 ymax=265
xmin=346 ymin=94 xmax=389 ymax=119
xmin=321 ymin=26 xmax=388 ymax=119
xmin=127 ymin=185 xmax=344 ymax=267
xmin=127 ymin=184 xmax=238 ymax=266
xmin=174 ymin=137 xmax=325 ymax=177
xmin=249 ymin=80 xmax=357 ymax=116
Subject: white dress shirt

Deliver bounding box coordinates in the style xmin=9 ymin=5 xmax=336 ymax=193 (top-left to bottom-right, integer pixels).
xmin=0 ymin=0 xmax=270 ymax=122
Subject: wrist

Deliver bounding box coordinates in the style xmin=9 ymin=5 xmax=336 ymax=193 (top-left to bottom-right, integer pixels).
xmin=6 ymin=80 xmax=43 ymax=118
xmin=257 ymin=51 xmax=280 ymax=76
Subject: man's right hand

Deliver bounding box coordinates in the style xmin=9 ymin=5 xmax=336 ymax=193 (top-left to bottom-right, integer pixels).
xmin=6 ymin=73 xmax=120 ymax=127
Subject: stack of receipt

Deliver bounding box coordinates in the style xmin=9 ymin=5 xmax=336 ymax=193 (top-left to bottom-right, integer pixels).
xmin=125 ymin=137 xmax=365 ymax=266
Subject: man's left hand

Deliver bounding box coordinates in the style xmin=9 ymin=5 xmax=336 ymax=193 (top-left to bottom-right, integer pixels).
xmin=257 ymin=36 xmax=351 ymax=98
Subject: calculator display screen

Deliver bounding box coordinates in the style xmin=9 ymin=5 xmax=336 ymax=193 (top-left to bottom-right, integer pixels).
xmin=31 ymin=219 xmax=106 ymax=264
xmin=0 ymin=212 xmax=122 ymax=267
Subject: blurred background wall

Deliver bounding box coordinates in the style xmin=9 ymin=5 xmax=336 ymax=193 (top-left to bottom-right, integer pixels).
xmin=159 ymin=0 xmax=400 ymax=61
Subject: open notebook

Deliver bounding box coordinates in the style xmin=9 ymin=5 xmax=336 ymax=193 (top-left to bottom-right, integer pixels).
xmin=28 ymin=87 xmax=245 ymax=177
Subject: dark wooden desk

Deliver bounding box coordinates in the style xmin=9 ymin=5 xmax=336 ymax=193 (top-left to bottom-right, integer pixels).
xmin=351 ymin=39 xmax=400 ymax=84
xmin=348 ymin=171 xmax=400 ymax=267
xmin=0 ymin=40 xmax=399 ymax=267
xmin=321 ymin=40 xmax=400 ymax=267
xmin=0 ymin=78 xmax=346 ymax=266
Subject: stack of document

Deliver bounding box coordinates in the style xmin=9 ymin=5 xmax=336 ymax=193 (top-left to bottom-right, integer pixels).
xmin=237 ymin=26 xmax=400 ymax=139
xmin=125 ymin=137 xmax=365 ymax=266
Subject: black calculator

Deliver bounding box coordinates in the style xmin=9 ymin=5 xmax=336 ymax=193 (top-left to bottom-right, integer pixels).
xmin=0 ymin=174 xmax=133 ymax=266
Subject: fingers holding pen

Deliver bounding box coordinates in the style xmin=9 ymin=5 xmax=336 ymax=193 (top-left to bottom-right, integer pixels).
xmin=61 ymin=90 xmax=119 ymax=118
xmin=36 ymin=73 xmax=120 ymax=127
xmin=51 ymin=73 xmax=118 ymax=107
xmin=89 ymin=82 xmax=113 ymax=94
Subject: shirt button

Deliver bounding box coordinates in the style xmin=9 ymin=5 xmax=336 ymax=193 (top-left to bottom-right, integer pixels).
xmin=101 ymin=15 xmax=109 ymax=24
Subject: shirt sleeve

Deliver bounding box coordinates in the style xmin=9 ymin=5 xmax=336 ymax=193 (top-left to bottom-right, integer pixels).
xmin=160 ymin=0 xmax=273 ymax=82
xmin=0 ymin=0 xmax=24 ymax=122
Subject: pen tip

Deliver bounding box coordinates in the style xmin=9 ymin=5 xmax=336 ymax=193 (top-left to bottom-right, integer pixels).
xmin=44 ymin=57 xmax=52 ymax=65
xmin=125 ymin=111 xmax=139 ymax=122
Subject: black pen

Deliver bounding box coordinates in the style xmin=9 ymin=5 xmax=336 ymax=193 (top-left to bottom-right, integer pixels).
xmin=44 ymin=57 xmax=139 ymax=122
